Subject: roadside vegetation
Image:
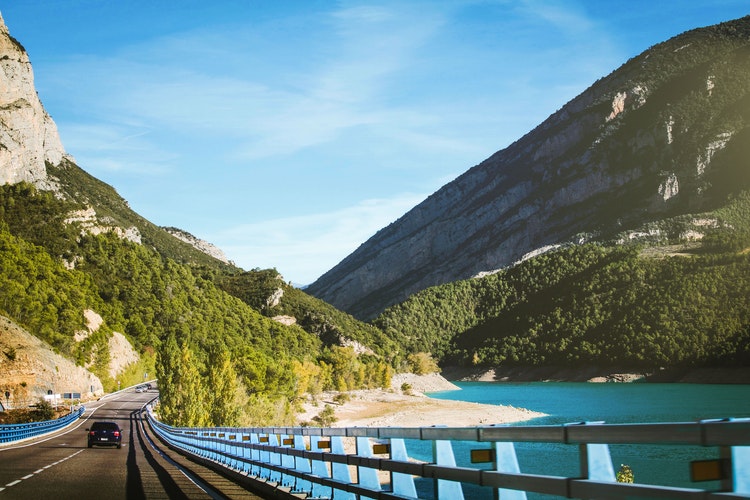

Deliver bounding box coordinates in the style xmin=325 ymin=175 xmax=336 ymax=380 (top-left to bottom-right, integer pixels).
xmin=0 ymin=400 xmax=58 ymax=425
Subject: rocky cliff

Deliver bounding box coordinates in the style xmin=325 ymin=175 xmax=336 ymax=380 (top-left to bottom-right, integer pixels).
xmin=0 ymin=12 xmax=67 ymax=188
xmin=1 ymin=315 xmax=104 ymax=405
xmin=307 ymin=16 xmax=750 ymax=320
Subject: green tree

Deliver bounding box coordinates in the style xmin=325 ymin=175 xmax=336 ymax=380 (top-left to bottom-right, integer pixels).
xmin=207 ymin=344 xmax=242 ymax=426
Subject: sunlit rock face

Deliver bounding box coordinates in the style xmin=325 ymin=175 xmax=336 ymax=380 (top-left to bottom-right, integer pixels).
xmin=307 ymin=16 xmax=750 ymax=320
xmin=0 ymin=13 xmax=66 ymax=187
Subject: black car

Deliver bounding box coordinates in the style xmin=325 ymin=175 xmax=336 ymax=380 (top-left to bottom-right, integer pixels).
xmin=87 ymin=421 xmax=122 ymax=448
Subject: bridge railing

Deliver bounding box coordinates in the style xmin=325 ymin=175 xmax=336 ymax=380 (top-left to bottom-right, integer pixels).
xmin=0 ymin=406 xmax=85 ymax=445
xmin=144 ymin=404 xmax=750 ymax=499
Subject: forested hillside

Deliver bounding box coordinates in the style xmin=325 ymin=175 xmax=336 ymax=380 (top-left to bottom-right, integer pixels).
xmin=0 ymin=181 xmax=393 ymax=426
xmin=374 ymin=193 xmax=750 ymax=374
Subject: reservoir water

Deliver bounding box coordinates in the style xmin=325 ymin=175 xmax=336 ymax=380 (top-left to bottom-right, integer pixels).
xmin=425 ymin=382 xmax=750 ymax=498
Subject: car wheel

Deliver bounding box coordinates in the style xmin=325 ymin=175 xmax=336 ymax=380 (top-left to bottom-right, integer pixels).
xmin=117 ymin=443 xmax=121 ymax=449
xmin=88 ymin=443 xmax=92 ymax=448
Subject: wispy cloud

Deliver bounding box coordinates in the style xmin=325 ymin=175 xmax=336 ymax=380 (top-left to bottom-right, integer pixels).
xmin=213 ymin=192 xmax=425 ymax=285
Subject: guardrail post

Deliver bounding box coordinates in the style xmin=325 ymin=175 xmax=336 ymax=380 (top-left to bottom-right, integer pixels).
xmin=228 ymin=433 xmax=239 ymax=470
xmin=259 ymin=433 xmax=271 ymax=480
xmin=494 ymin=440 xmax=527 ymax=500
xmin=356 ymin=436 xmax=382 ymax=491
xmin=732 ymin=445 xmax=750 ymax=493
xmin=310 ymin=435 xmax=333 ymax=499
xmin=292 ymin=434 xmax=313 ymax=495
xmin=331 ymin=435 xmax=356 ymax=500
xmin=391 ymin=438 xmax=417 ymax=498
xmin=571 ymin=422 xmax=615 ymax=482
xmin=250 ymin=432 xmax=263 ymax=478
xmin=268 ymin=434 xmax=282 ymax=484
xmin=239 ymin=432 xmax=251 ymax=475
xmin=434 ymin=433 xmax=465 ymax=500
xmin=281 ymin=434 xmax=296 ymax=488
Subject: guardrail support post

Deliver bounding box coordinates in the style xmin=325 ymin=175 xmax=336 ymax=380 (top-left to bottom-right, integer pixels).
xmin=292 ymin=434 xmax=313 ymax=494
xmin=570 ymin=422 xmax=615 ymax=482
xmin=731 ymin=444 xmax=750 ymax=493
xmin=281 ymin=434 xmax=295 ymax=488
xmin=583 ymin=443 xmax=615 ymax=481
xmin=310 ymin=435 xmax=333 ymax=499
xmin=356 ymin=436 xmax=382 ymax=491
xmin=331 ymin=435 xmax=356 ymax=500
xmin=268 ymin=434 xmax=282 ymax=484
xmin=434 ymin=436 xmax=465 ymax=500
xmin=258 ymin=433 xmax=271 ymax=480
xmin=391 ymin=438 xmax=417 ymax=498
xmin=239 ymin=432 xmax=251 ymax=475
xmin=494 ymin=440 xmax=527 ymax=500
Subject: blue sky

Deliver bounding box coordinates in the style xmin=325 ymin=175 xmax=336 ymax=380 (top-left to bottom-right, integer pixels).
xmin=2 ymin=1 xmax=748 ymax=285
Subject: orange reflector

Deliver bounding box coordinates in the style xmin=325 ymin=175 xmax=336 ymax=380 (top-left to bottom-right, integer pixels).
xmin=317 ymin=440 xmax=331 ymax=449
xmin=229 ymin=435 xmax=236 ymax=440
xmin=218 ymin=433 xmax=225 ymax=438
xmin=471 ymin=449 xmax=495 ymax=464
xmin=691 ymin=459 xmax=728 ymax=482
xmin=283 ymin=438 xmax=294 ymax=446
xmin=372 ymin=443 xmax=390 ymax=454
xmin=242 ymin=435 xmax=250 ymax=441
xmin=259 ymin=436 xmax=269 ymax=443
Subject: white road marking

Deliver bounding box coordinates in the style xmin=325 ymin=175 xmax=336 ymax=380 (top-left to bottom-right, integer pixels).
xmin=2 ymin=450 xmax=83 ymax=491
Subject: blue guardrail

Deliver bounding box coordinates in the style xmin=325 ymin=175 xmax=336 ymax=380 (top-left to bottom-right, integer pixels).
xmin=0 ymin=406 xmax=85 ymax=444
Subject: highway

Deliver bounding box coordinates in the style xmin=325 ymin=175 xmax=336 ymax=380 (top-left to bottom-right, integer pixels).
xmin=0 ymin=388 xmax=263 ymax=499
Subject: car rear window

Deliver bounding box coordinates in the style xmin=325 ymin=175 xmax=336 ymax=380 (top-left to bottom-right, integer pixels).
xmin=91 ymin=422 xmax=119 ymax=431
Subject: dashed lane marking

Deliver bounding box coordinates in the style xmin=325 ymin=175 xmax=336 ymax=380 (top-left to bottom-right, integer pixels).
xmin=1 ymin=450 xmax=83 ymax=492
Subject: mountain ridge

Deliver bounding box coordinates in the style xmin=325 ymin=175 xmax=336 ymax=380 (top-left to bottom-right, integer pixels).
xmin=307 ymin=16 xmax=750 ymax=320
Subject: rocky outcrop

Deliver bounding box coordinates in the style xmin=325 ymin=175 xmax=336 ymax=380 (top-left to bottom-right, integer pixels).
xmin=164 ymin=227 xmax=231 ymax=264
xmin=65 ymin=207 xmax=143 ymax=244
xmin=308 ymin=16 xmax=750 ymax=319
xmin=0 ymin=315 xmax=104 ymax=404
xmin=0 ymin=12 xmax=67 ymax=188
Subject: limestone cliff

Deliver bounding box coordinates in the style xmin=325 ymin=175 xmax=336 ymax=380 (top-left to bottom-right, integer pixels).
xmin=307 ymin=16 xmax=750 ymax=319
xmin=0 ymin=12 xmax=66 ymax=188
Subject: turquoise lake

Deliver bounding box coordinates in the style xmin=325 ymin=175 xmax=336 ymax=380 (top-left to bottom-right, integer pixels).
xmin=423 ymin=382 xmax=750 ymax=498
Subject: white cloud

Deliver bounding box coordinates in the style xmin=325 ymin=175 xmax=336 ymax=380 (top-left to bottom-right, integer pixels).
xmin=212 ymin=192 xmax=426 ymax=285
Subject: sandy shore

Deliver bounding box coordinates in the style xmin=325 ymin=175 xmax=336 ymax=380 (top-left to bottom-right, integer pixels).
xmin=298 ymin=373 xmax=546 ymax=427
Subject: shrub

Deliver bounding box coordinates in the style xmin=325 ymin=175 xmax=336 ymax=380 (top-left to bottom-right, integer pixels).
xmin=32 ymin=399 xmax=55 ymax=420
xmin=617 ymin=464 xmax=634 ymax=483
xmin=311 ymin=405 xmax=337 ymax=427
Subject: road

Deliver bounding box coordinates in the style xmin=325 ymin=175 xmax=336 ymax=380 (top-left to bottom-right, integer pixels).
xmin=0 ymin=388 xmax=263 ymax=499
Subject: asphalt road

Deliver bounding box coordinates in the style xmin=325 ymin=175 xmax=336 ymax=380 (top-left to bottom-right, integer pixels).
xmin=0 ymin=388 xmax=263 ymax=499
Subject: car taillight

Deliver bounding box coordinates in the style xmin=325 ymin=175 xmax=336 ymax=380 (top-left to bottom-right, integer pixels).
xmin=89 ymin=431 xmax=96 ymax=436
xmin=113 ymin=431 xmax=120 ymax=437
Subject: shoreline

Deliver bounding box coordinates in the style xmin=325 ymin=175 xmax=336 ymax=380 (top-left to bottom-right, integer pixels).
xmin=297 ymin=366 xmax=750 ymax=428
xmin=297 ymin=373 xmax=546 ymax=428
xmin=442 ymin=365 xmax=750 ymax=384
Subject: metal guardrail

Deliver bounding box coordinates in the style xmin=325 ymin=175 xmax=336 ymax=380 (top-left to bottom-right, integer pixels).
xmin=0 ymin=406 xmax=85 ymax=444
xmin=145 ymin=404 xmax=750 ymax=499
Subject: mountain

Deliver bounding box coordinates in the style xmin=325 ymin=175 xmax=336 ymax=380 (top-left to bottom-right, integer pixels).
xmin=307 ymin=16 xmax=750 ymax=320
xmin=0 ymin=12 xmax=65 ymax=188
